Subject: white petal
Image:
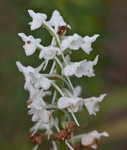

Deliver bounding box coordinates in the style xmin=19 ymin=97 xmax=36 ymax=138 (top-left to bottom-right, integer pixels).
xmin=16 ymin=61 xmax=34 ymax=75
xmin=63 ymin=62 xmax=79 ymax=76
xmin=57 ymin=97 xmax=73 ymax=109
xmin=18 ymin=33 xmax=28 ymax=41
xmin=36 ymin=77 xmax=51 ymax=90
xmin=30 ymin=72 xmax=51 ymax=90
xmin=31 ymin=117 xmax=55 ymax=135
xmin=81 ymin=133 xmax=95 ymax=147
xmin=88 ymin=130 xmax=109 ymax=139
xmin=28 ymin=9 xmax=47 ymax=30
xmin=63 ymin=56 xmax=98 ymax=78
xmin=61 ymin=34 xmax=82 ymax=51
xmin=84 ymin=94 xmax=106 ymax=115
xmin=61 ymin=36 xmax=72 ymax=50
xmin=81 ymin=34 xmax=100 ymax=54
xmin=28 ymin=98 xmax=45 ymax=110
xmin=39 ymin=46 xmax=59 ymax=60
xmin=41 ymin=110 xmax=51 ymax=123
xmin=81 ymin=130 xmax=109 ymax=149
xmin=75 ymin=56 xmax=99 ymax=78
xmin=23 ymin=42 xmax=36 ymax=56
xmin=57 ymin=96 xmax=82 ymax=112
xmin=16 ymin=61 xmax=25 ymax=73
xmin=73 ymin=86 xmax=82 ymax=97
xmin=48 ymin=10 xmax=68 ymax=30
xmin=61 ymin=34 xmax=99 ymax=54
xmin=18 ymin=33 xmax=41 ymax=56
xmin=100 ymin=132 xmax=109 ymax=137
xmin=68 ymin=34 xmax=83 ymax=50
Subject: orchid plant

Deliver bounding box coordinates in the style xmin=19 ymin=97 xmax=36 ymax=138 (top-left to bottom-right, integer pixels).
xmin=16 ymin=10 xmax=109 ymax=150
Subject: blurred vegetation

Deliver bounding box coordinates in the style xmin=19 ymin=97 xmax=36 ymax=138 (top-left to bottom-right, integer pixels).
xmin=0 ymin=0 xmax=127 ymax=150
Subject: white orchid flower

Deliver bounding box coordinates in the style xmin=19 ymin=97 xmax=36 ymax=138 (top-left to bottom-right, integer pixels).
xmin=29 ymin=106 xmax=51 ymax=123
xmin=18 ymin=33 xmax=41 ymax=56
xmin=62 ymin=86 xmax=82 ymax=98
xmin=27 ymin=89 xmax=46 ymax=107
xmin=57 ymin=86 xmax=82 ymax=111
xmin=63 ymin=55 xmax=98 ymax=78
xmin=81 ymin=130 xmax=109 ymax=149
xmin=61 ymin=33 xmax=99 ymax=54
xmin=30 ymin=72 xmax=51 ymax=90
xmin=35 ymin=76 xmax=51 ymax=90
xmin=28 ymin=10 xmax=47 ymax=30
xmin=84 ymin=94 xmax=106 ymax=115
xmin=16 ymin=61 xmax=51 ymax=91
xmin=28 ymin=98 xmax=47 ymax=121
xmin=57 ymin=91 xmax=83 ymax=126
xmin=16 ymin=61 xmax=65 ymax=97
xmin=63 ymin=62 xmax=79 ymax=77
xmin=61 ymin=33 xmax=83 ymax=51
xmin=27 ymin=90 xmax=53 ymax=128
xmin=81 ymin=34 xmax=99 ymax=54
xmin=57 ymin=96 xmax=82 ymax=113
xmin=39 ymin=46 xmax=60 ymax=60
xmin=16 ymin=61 xmax=36 ymax=91
xmin=75 ymin=55 xmax=99 ymax=77
xmin=48 ymin=10 xmax=70 ymax=31
xmin=72 ymin=86 xmax=82 ymax=97
xmin=31 ymin=116 xmax=57 ymax=135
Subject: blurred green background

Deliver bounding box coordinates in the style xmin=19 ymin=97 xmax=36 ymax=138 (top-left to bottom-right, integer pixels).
xmin=1 ymin=0 xmax=127 ymax=149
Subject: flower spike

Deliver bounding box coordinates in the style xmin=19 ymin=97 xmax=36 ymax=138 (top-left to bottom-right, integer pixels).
xmin=17 ymin=9 xmax=109 ymax=150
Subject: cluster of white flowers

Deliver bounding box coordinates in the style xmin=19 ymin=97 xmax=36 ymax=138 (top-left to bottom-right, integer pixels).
xmin=16 ymin=10 xmax=109 ymax=150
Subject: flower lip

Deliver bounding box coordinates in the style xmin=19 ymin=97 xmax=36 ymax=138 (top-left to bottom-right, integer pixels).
xmin=81 ymin=130 xmax=109 ymax=149
xmin=84 ymin=94 xmax=107 ymax=115
xmin=39 ymin=46 xmax=60 ymax=60
xmin=57 ymin=96 xmax=83 ymax=113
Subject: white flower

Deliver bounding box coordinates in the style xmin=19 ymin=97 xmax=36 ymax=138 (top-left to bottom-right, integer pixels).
xmin=57 ymin=86 xmax=82 ymax=112
xmin=81 ymin=130 xmax=109 ymax=149
xmin=48 ymin=10 xmax=70 ymax=31
xmin=61 ymin=33 xmax=83 ymax=51
xmin=16 ymin=61 xmax=36 ymax=91
xmin=28 ymin=9 xmax=47 ymax=30
xmin=39 ymin=46 xmax=60 ymax=60
xmin=63 ymin=62 xmax=79 ymax=77
xmin=31 ymin=116 xmax=56 ymax=135
xmin=57 ymin=94 xmax=83 ymax=126
xmin=63 ymin=86 xmax=82 ymax=98
xmin=84 ymin=94 xmax=106 ymax=115
xmin=57 ymin=96 xmax=82 ymax=112
xmin=81 ymin=34 xmax=99 ymax=54
xmin=29 ymin=106 xmax=51 ymax=123
xmin=61 ymin=33 xmax=99 ymax=54
xmin=75 ymin=55 xmax=99 ymax=77
xmin=30 ymin=72 xmax=51 ymax=90
xmin=63 ymin=55 xmax=99 ymax=78
xmin=73 ymin=86 xmax=82 ymax=97
xmin=37 ymin=77 xmax=51 ymax=90
xmin=28 ymin=89 xmax=46 ymax=106
xmin=16 ymin=61 xmax=51 ymax=91
xmin=18 ymin=33 xmax=41 ymax=56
